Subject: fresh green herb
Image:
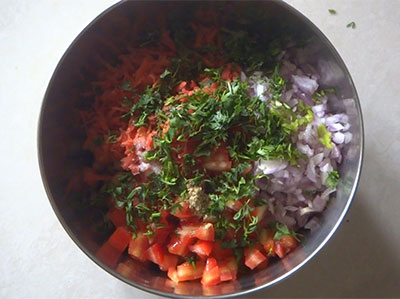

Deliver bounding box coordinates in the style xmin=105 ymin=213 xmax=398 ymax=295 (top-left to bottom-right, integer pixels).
xmin=347 ymin=21 xmax=356 ymax=29
xmin=242 ymin=215 xmax=259 ymax=244
xmin=123 ymin=86 xmax=163 ymax=126
xmin=317 ymin=124 xmax=334 ymax=149
xmin=185 ymin=256 xmax=197 ymax=269
xmin=312 ymin=88 xmax=336 ymax=104
xmin=143 ymin=227 xmax=155 ymax=237
xmin=328 ymin=9 xmax=337 ymax=14
xmin=326 ymin=170 xmax=340 ymax=189
xmin=268 ymin=65 xmax=286 ymax=101
xmin=106 ymin=132 xmax=118 ymax=144
xmin=233 ymin=199 xmax=253 ymax=221
xmin=324 ymin=87 xmax=336 ymax=94
xmin=215 ymin=215 xmax=236 ymax=240
xmin=220 ymin=28 xmax=283 ymax=73
xmin=273 ymin=223 xmax=302 ymax=242
xmin=160 ymin=69 xmax=171 ymax=79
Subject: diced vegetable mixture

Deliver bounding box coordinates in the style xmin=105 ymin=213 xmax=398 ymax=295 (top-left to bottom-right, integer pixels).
xmin=77 ymin=5 xmax=351 ymax=287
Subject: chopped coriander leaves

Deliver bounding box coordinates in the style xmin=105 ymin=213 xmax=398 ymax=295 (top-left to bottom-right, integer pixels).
xmin=233 ymin=199 xmax=253 ymax=221
xmin=106 ymin=132 xmax=118 ymax=144
xmin=123 ymin=86 xmax=163 ymax=127
xmin=160 ymin=69 xmax=171 ymax=79
xmin=347 ymin=21 xmax=356 ymax=29
xmin=326 ymin=170 xmax=340 ymax=189
xmin=268 ymin=65 xmax=286 ymax=101
xmin=328 ymin=9 xmax=337 ymax=14
xmin=185 ymin=256 xmax=197 ymax=269
xmin=317 ymin=124 xmax=334 ymax=149
xmin=273 ymin=223 xmax=302 ymax=242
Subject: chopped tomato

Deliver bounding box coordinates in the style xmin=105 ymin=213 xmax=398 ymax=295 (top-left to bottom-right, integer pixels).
xmin=167 ymin=267 xmax=180 ymax=283
xmin=219 ymin=256 xmax=238 ymax=281
xmin=274 ymin=235 xmax=298 ymax=258
xmin=145 ymin=243 xmax=164 ymax=265
xmin=159 ymin=253 xmax=179 ymax=271
xmin=274 ymin=243 xmax=286 ymax=259
xmin=202 ymin=146 xmax=232 ymax=172
xmin=168 ymin=234 xmax=196 ymax=257
xmin=96 ymin=242 xmax=122 ymax=268
xmin=177 ymin=224 xmax=198 ymax=238
xmin=107 ymin=227 xmax=132 ymax=252
xmin=107 ymin=206 xmax=127 ymax=227
xmin=259 ymin=228 xmax=276 ymax=257
xmin=176 ymin=261 xmax=205 ymax=281
xmin=211 ymin=241 xmax=234 ymax=260
xmin=244 ymin=247 xmax=267 ymax=270
xmin=221 ymin=63 xmax=241 ymax=82
xmin=195 ymin=223 xmax=214 ymax=241
xmin=279 ymin=235 xmax=298 ymax=250
xmin=221 ymin=65 xmax=232 ymax=81
xmin=189 ymin=240 xmax=214 ymax=258
xmin=264 ymin=238 xmax=275 ymax=256
xmin=226 ymin=257 xmax=238 ymax=280
xmin=149 ymin=225 xmax=173 ymax=246
xmin=128 ymin=232 xmax=149 ymax=262
xmin=219 ymin=263 xmax=233 ymax=282
xmin=201 ymin=258 xmax=221 ymax=286
xmin=177 ymin=223 xmax=214 ymax=241
xmin=203 ymin=82 xmax=219 ymax=94
xmin=175 ymin=81 xmax=187 ymax=92
xmin=145 ymin=131 xmax=156 ymax=149
xmin=160 ymin=209 xmax=171 ymax=224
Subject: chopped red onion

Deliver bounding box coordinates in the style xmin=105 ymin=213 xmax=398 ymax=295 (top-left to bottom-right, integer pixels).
xmin=291 ymin=74 xmax=319 ymax=95
xmin=247 ymin=55 xmax=352 ymax=231
xmin=332 ymin=132 xmax=345 ymax=144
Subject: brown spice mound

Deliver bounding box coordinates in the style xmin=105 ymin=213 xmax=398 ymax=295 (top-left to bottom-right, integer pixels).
xmin=186 ymin=182 xmax=209 ymax=216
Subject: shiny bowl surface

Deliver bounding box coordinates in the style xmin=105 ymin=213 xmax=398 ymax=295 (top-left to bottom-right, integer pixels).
xmin=38 ymin=1 xmax=363 ymax=297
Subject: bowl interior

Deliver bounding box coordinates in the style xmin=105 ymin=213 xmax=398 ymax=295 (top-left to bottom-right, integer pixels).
xmin=38 ymin=1 xmax=363 ymax=297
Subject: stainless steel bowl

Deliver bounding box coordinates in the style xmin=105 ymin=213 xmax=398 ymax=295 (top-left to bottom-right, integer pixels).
xmin=38 ymin=1 xmax=363 ymax=297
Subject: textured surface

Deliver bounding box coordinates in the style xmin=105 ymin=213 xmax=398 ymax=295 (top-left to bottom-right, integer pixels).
xmin=0 ymin=0 xmax=399 ymax=298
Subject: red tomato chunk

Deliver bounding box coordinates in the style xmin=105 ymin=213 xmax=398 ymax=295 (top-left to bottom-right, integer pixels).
xmin=177 ymin=261 xmax=205 ymax=281
xmin=107 ymin=227 xmax=132 ymax=252
xmin=128 ymin=232 xmax=149 ymax=262
xmin=244 ymin=247 xmax=267 ymax=270
xmin=201 ymin=258 xmax=221 ymax=286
